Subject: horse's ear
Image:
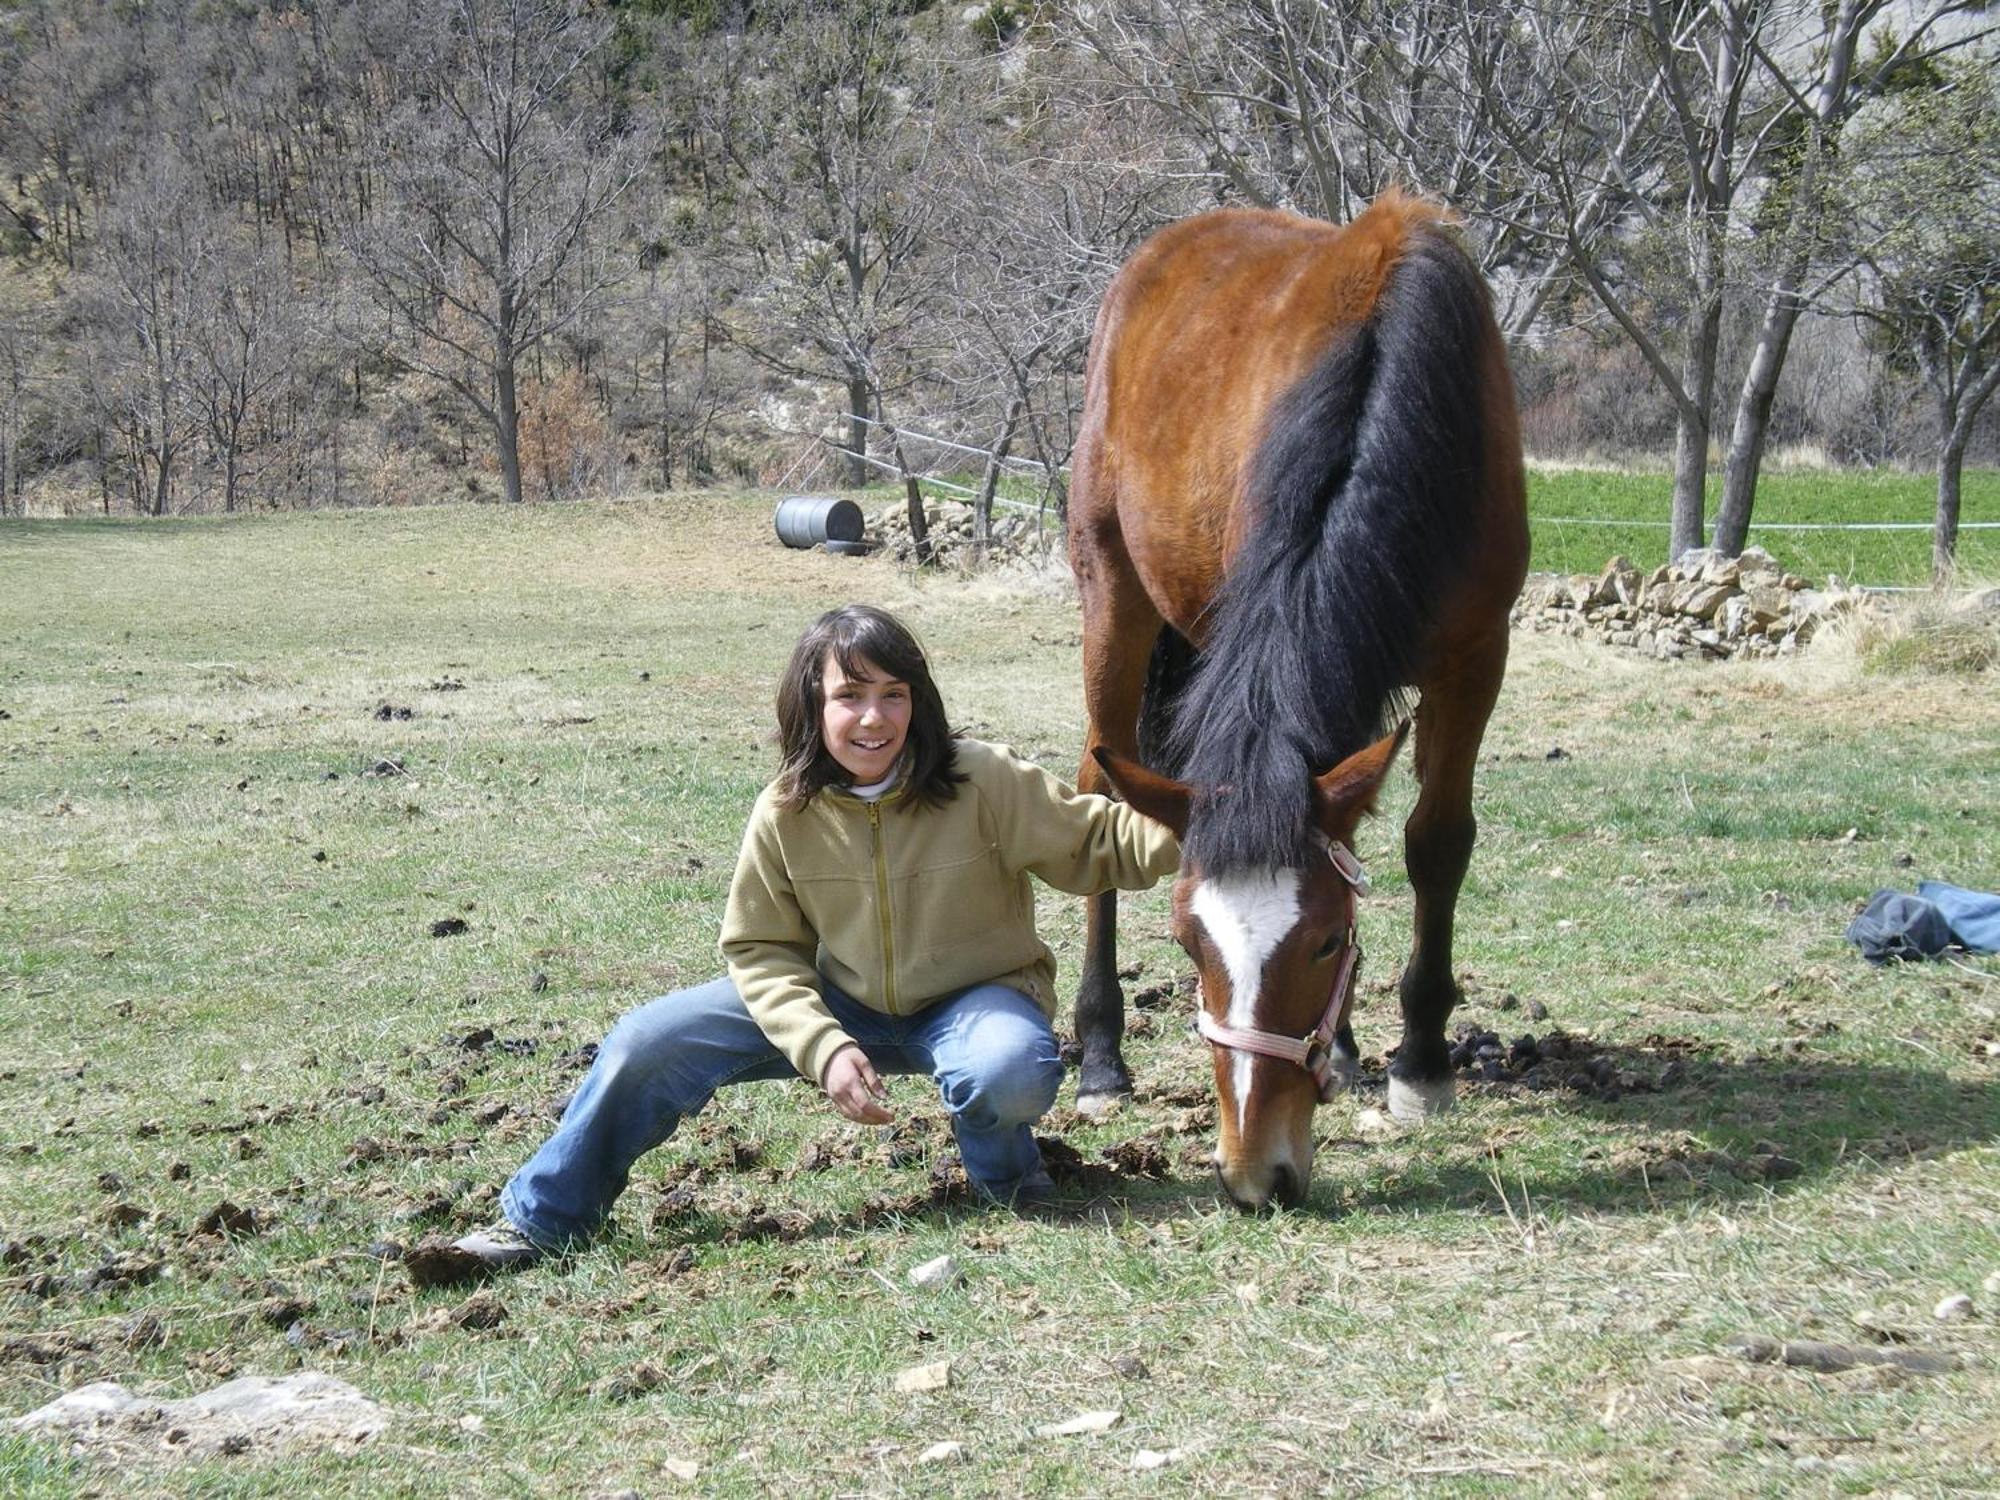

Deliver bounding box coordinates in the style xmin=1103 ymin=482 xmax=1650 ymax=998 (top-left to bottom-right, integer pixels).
xmin=1092 ymin=747 xmax=1192 ymax=839
xmin=1312 ymin=720 xmax=1410 ymax=835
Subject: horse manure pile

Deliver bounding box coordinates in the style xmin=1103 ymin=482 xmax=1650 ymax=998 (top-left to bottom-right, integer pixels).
xmin=867 ymin=501 xmax=1050 ymax=567
xmin=1513 ymin=547 xmax=1885 ymax=662
xmin=1441 ymin=1024 xmax=1704 ymax=1102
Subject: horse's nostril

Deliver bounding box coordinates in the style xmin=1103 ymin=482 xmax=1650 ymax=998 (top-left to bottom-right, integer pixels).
xmin=1270 ymin=1162 xmax=1304 ymax=1208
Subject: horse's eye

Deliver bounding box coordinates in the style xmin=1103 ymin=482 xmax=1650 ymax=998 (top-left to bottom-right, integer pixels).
xmin=1314 ymin=930 xmax=1345 ymax=962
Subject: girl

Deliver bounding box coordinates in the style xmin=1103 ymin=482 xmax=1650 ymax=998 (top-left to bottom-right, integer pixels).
xmin=454 ymin=604 xmax=1178 ymax=1268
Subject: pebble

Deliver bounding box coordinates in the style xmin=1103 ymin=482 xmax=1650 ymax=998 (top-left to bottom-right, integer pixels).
xmin=1984 ymin=1271 xmax=2000 ymax=1295
xmin=908 ymin=1254 xmax=962 ymax=1290
xmin=917 ymin=1441 xmax=964 ymax=1464
xmin=1933 ymin=1294 xmax=1974 ymax=1322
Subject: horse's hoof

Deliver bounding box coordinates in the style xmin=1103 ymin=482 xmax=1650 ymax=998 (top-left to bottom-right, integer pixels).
xmin=1074 ymin=1090 xmax=1130 ymax=1119
xmin=1387 ymin=1074 xmax=1455 ymax=1122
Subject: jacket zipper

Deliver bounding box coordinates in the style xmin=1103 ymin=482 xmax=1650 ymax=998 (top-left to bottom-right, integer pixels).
xmin=867 ymin=800 xmax=898 ymax=1015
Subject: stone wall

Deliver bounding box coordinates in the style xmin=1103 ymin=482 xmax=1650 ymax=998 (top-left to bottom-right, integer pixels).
xmin=1511 ymin=546 xmax=1885 ymax=661
xmin=868 ymin=500 xmax=1051 ymax=566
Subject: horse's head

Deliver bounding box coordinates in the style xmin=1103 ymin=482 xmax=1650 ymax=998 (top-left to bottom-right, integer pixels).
xmin=1095 ymin=724 xmax=1406 ymax=1211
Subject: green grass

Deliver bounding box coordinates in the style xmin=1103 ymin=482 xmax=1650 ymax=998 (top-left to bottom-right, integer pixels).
xmin=865 ymin=464 xmax=2000 ymax=587
xmin=1527 ymin=467 xmax=2000 ymax=586
xmin=3 ymin=495 xmax=1997 ymax=1496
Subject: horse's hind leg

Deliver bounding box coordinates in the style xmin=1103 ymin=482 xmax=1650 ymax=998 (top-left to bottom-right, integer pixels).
xmin=1071 ymin=538 xmax=1163 ymax=1115
xmin=1389 ymin=629 xmax=1508 ymax=1121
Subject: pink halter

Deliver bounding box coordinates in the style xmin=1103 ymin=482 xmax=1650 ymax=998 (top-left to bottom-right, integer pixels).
xmin=1193 ymin=839 xmax=1369 ymax=1103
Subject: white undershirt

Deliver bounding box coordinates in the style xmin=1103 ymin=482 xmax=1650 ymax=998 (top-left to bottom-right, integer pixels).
xmin=847 ymin=770 xmax=899 ymax=801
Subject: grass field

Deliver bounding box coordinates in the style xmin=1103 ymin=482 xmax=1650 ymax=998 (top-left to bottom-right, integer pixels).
xmin=4 ymin=494 xmax=1998 ymax=1497
xmin=903 ymin=466 xmax=2000 ymax=589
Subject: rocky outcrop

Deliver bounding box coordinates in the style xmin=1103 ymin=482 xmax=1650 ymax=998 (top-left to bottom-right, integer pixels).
xmin=867 ymin=499 xmax=1051 ymax=566
xmin=1512 ymin=546 xmax=1886 ymax=661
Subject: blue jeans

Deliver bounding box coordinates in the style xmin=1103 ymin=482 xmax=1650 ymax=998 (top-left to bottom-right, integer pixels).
xmin=500 ymin=975 xmax=1063 ymax=1247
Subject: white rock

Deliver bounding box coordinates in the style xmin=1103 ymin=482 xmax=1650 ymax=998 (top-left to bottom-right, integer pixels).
xmin=13 ymin=1373 xmax=387 ymax=1455
xmin=894 ymin=1360 xmax=953 ymax=1394
xmin=1038 ymin=1409 xmax=1122 ymax=1437
xmin=908 ymin=1254 xmax=962 ymax=1290
xmin=1984 ymin=1271 xmax=2000 ymax=1296
xmin=917 ymin=1441 xmax=965 ymax=1464
xmin=1934 ymin=1294 xmax=1974 ymax=1322
xmin=1131 ymin=1448 xmax=1183 ymax=1470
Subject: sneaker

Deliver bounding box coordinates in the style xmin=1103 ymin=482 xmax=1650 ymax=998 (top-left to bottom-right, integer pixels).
xmin=976 ymin=1165 xmax=1058 ymax=1209
xmin=451 ymin=1222 xmax=544 ymax=1270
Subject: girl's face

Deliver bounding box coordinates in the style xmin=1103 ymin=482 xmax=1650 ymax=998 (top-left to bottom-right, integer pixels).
xmin=820 ymin=652 xmax=912 ymax=784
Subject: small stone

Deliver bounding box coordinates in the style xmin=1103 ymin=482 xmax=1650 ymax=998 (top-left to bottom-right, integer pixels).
xmin=894 ymin=1359 xmax=953 ymax=1393
xmin=1983 ymin=1271 xmax=2000 ymax=1296
xmin=1131 ymin=1448 xmax=1182 ymax=1470
xmin=1934 ymin=1294 xmax=1974 ymax=1322
xmin=1110 ymin=1354 xmax=1150 ymax=1380
xmin=1524 ymin=998 xmax=1549 ymax=1021
xmin=916 ymin=1441 xmax=965 ymax=1464
xmin=907 ymin=1254 xmax=962 ymax=1290
xmin=1038 ymin=1409 xmax=1121 ymax=1437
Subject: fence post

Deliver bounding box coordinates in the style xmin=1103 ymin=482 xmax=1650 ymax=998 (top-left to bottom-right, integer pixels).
xmin=883 ymin=423 xmax=934 ymax=567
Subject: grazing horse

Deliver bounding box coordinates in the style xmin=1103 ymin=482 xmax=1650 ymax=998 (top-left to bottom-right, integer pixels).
xmin=1067 ymin=192 xmax=1528 ymax=1212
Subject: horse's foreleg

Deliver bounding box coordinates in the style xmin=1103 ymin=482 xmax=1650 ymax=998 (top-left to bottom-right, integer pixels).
xmin=1071 ymin=544 xmax=1161 ymax=1116
xmin=1389 ymin=633 xmax=1508 ymax=1122
xmin=1074 ymin=888 xmax=1130 ymax=1114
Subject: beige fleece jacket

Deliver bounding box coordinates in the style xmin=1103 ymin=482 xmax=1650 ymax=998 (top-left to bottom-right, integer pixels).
xmin=720 ymin=738 xmax=1180 ymax=1085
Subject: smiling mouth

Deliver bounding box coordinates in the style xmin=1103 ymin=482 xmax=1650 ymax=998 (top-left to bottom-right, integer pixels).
xmin=853 ymin=739 xmax=892 ymax=751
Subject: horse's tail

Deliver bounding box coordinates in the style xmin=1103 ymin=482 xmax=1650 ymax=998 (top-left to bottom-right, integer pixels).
xmin=1137 ymin=624 xmax=1198 ymax=776
xmin=1172 ymin=218 xmax=1500 ymax=869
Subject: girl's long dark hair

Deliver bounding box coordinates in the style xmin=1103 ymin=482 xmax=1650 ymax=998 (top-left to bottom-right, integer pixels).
xmin=773 ymin=604 xmax=963 ymax=812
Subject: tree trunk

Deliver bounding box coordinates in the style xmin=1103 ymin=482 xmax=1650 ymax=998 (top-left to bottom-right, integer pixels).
xmin=845 ymin=374 xmax=870 ymax=487
xmin=660 ymin=331 xmax=672 ymax=490
xmin=1713 ymin=296 xmax=1801 ymax=556
xmin=495 ymin=347 xmax=523 ymax=505
xmin=1933 ymin=434 xmax=1963 ymax=588
xmin=1668 ymin=289 xmax=1721 ymax=559
xmin=885 ymin=424 xmax=932 ymax=566
xmin=973 ymin=396 xmax=1025 ymax=558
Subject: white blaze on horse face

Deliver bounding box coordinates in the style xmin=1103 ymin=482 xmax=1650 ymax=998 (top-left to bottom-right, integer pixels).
xmin=1189 ymin=867 xmax=1303 ymax=1138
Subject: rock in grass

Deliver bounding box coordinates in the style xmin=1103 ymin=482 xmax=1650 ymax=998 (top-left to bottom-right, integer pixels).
xmin=894 ymin=1359 xmax=952 ymax=1394
xmin=1037 ymin=1409 xmax=1121 ymax=1437
xmin=1725 ymin=1334 xmax=1957 ymax=1375
xmin=12 ymin=1373 xmax=386 ymax=1456
xmin=907 ymin=1254 xmax=961 ymax=1290
xmin=1934 ymin=1294 xmax=1974 ymax=1322
xmin=917 ymin=1441 xmax=965 ymax=1464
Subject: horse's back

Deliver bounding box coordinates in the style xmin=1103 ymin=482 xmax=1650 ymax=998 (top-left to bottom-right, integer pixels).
xmin=1072 ymin=192 xmax=1523 ymax=644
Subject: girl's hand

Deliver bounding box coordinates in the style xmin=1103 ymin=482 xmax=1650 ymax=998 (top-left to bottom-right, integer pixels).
xmin=823 ymin=1044 xmax=893 ymax=1124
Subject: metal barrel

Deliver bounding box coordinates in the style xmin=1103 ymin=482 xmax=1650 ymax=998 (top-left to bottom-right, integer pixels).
xmin=774 ymin=496 xmax=865 ymax=549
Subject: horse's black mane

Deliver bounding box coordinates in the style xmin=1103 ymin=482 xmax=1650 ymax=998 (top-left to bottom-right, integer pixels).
xmin=1162 ymin=226 xmax=1492 ymax=873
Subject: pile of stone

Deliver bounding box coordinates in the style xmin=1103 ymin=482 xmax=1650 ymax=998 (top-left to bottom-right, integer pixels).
xmin=867 ymin=499 xmax=1054 ymax=566
xmin=1513 ymin=545 xmax=1884 ymax=661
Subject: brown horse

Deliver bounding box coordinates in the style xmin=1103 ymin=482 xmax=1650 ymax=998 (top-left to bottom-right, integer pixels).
xmin=1067 ymin=191 xmax=1528 ymax=1212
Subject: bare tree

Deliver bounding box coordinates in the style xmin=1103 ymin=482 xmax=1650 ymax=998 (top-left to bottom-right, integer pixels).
xmin=932 ymin=36 xmax=1188 ymax=547
xmin=1076 ymin=0 xmax=1569 ymax=335
xmin=343 ymin=0 xmax=643 ymax=505
xmin=1848 ymin=56 xmax=2000 ymax=582
xmin=188 ymin=228 xmax=305 ymax=512
xmin=1709 ymin=1 xmax=1992 ymax=555
xmin=709 ymin=0 xmax=949 ymax=486
xmin=80 ymin=157 xmax=215 ymax=516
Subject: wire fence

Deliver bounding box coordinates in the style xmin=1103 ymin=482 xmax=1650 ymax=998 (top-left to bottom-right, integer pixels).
xmin=800 ymin=413 xmax=1991 ymax=591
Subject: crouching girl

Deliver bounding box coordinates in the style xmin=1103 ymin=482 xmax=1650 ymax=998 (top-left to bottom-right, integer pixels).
xmin=454 ymin=603 xmax=1178 ymax=1267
